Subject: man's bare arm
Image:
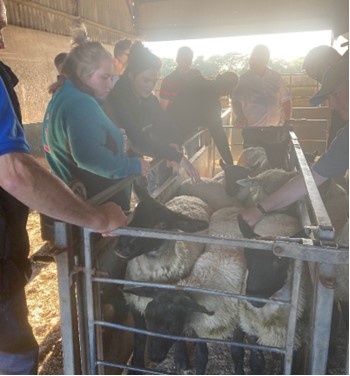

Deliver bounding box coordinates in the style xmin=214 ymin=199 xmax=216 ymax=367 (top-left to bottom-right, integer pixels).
xmin=0 ymin=153 xmax=127 ymax=233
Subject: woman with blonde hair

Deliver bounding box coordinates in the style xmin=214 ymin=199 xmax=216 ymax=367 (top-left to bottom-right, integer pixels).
xmin=43 ymin=28 xmax=150 ymax=209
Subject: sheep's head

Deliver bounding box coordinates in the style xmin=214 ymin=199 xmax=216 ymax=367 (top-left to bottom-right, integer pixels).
xmin=116 ymin=184 xmax=208 ymax=260
xmin=219 ymin=159 xmax=257 ymax=196
xmin=237 ymin=214 xmax=291 ymax=307
xmin=124 ymin=287 xmax=214 ymax=363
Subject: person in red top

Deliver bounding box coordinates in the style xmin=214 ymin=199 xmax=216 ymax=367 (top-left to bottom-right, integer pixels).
xmin=159 ymin=46 xmax=197 ymax=110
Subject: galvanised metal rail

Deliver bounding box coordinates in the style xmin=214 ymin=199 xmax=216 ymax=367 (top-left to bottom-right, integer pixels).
xmin=52 ymin=126 xmax=348 ymax=375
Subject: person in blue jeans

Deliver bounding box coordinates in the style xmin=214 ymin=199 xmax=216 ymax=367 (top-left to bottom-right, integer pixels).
xmin=0 ymin=2 xmax=128 ymax=373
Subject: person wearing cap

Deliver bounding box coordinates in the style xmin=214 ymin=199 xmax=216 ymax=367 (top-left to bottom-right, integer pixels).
xmin=166 ymin=71 xmax=239 ymax=165
xmin=103 ymin=42 xmax=201 ymax=183
xmin=239 ymin=58 xmax=349 ymax=227
xmin=303 ymin=45 xmax=346 ymax=148
xmin=232 ymin=44 xmax=292 ymax=147
xmin=159 ymin=46 xmax=197 ymax=110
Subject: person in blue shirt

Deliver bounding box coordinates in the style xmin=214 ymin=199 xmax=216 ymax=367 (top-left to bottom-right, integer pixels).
xmin=240 ymin=58 xmax=349 ymax=227
xmin=43 ymin=28 xmax=150 ymax=209
xmin=0 ymin=3 xmax=128 ymax=373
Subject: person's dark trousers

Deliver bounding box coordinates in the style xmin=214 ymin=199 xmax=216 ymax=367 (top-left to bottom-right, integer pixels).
xmin=0 ymin=288 xmax=39 ymax=375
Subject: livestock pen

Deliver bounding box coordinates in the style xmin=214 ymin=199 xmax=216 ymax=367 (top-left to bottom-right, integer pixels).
xmin=3 ymin=1 xmax=347 ymax=373
xmin=46 ymin=117 xmax=348 ymax=375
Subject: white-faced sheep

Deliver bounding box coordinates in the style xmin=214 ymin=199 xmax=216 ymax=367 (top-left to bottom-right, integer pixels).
xmin=237 ymin=214 xmax=311 ymax=374
xmin=116 ymin=184 xmax=211 ymax=371
xmin=235 ymin=168 xmax=298 ymax=209
xmin=237 ymin=138 xmax=291 ymax=175
xmin=178 ymin=163 xmax=258 ymax=211
xmin=125 ymin=205 xmax=248 ymax=374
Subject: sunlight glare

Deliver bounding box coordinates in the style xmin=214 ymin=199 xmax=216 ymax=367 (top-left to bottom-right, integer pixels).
xmin=145 ymin=30 xmax=333 ymax=61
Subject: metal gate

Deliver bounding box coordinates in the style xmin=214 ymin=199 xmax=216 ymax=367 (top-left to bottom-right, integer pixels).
xmin=52 ymin=127 xmax=348 ymax=375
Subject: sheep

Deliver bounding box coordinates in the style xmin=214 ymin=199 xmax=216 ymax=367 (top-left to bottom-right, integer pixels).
xmin=237 ymin=138 xmax=291 ymax=174
xmin=235 ymin=168 xmax=298 ymax=209
xmin=235 ymin=170 xmax=349 ymax=228
xmin=178 ymin=177 xmax=240 ymax=211
xmin=237 ymin=139 xmax=290 ymax=174
xmin=236 ymin=146 xmax=271 ymax=176
xmin=178 ymin=162 xmax=257 ymax=211
xmin=237 ymin=214 xmax=311 ymax=374
xmin=116 ymin=184 xmax=211 ymax=371
xmin=125 ymin=205 xmax=248 ymax=374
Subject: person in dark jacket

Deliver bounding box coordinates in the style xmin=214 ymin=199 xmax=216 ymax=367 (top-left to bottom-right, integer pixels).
xmin=167 ymin=71 xmax=239 ymax=165
xmin=103 ymin=42 xmax=201 ymax=183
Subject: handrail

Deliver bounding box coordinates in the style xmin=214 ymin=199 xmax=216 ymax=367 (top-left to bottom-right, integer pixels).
xmin=289 ymin=131 xmax=334 ymax=241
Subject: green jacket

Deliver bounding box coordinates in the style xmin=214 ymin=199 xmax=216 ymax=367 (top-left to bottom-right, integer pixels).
xmin=42 ymin=80 xmax=141 ymax=200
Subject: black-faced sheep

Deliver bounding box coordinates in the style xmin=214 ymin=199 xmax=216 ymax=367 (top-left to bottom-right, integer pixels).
xmin=237 ymin=214 xmax=311 ymax=374
xmin=117 ymin=185 xmax=210 ymax=371
xmin=125 ymin=205 xmax=248 ymax=374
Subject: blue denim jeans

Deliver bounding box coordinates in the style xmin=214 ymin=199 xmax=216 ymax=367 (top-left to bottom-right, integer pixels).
xmin=0 ymin=288 xmax=38 ymax=374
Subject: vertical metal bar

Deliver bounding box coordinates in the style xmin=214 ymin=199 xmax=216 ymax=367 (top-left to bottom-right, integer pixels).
xmin=54 ymin=222 xmax=79 ymax=375
xmin=74 ymin=254 xmax=89 ymax=375
xmin=284 ymin=258 xmax=303 ymax=374
xmin=308 ymin=263 xmax=335 ymax=374
xmin=82 ymin=228 xmax=97 ymax=374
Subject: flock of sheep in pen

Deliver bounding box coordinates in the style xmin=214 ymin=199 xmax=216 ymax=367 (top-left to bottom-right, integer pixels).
xmin=97 ymin=139 xmax=348 ymax=374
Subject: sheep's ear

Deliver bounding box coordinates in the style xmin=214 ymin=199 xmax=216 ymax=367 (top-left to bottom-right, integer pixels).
xmin=133 ymin=181 xmax=154 ymax=203
xmin=248 ymin=161 xmax=261 ymax=174
xmin=123 ymin=286 xmax=159 ymax=298
xmin=179 ymin=295 xmax=214 ymax=316
xmin=237 ymin=214 xmax=259 ymax=239
xmin=236 ymin=177 xmax=259 ymax=188
xmin=174 ymin=213 xmax=209 ymax=232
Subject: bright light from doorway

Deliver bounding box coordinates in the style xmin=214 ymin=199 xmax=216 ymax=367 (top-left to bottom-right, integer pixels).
xmin=145 ymin=30 xmax=346 ymax=61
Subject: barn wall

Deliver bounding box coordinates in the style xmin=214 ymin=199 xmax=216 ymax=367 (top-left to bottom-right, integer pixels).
xmin=1 ymin=25 xmax=115 ymax=125
xmin=5 ymin=0 xmax=136 ymax=43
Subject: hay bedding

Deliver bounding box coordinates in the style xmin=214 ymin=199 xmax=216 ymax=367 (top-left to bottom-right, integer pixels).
xmin=26 ymin=211 xmax=347 ymax=375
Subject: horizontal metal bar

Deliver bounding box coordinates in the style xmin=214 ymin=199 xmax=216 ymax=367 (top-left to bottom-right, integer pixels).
xmin=92 ymin=277 xmax=289 ymax=306
xmin=274 ymin=241 xmax=348 ymax=264
xmin=95 ymin=360 xmax=170 ymax=375
xmin=91 ymin=226 xmax=347 ymax=263
xmin=94 ymin=321 xmax=286 ymax=354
